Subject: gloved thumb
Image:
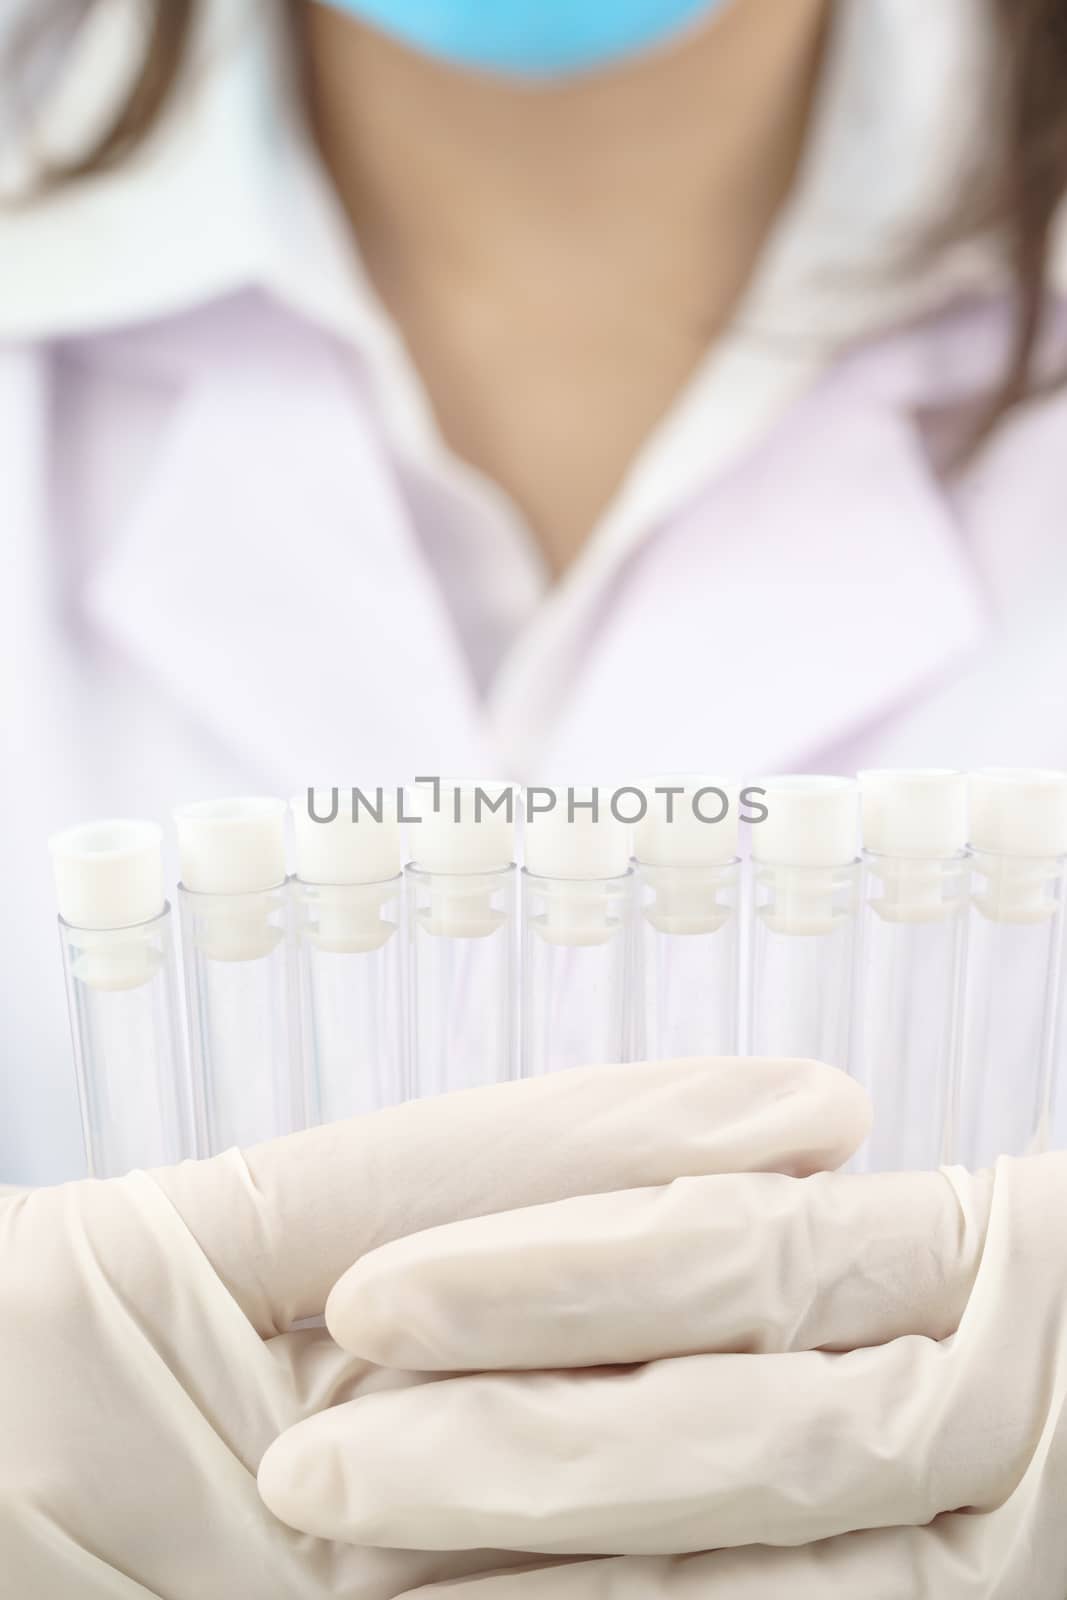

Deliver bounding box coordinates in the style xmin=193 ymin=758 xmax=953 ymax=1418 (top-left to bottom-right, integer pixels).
xmin=152 ymin=1057 xmax=870 ymax=1336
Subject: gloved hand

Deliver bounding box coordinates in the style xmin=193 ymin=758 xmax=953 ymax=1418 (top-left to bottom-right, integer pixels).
xmin=0 ymin=1057 xmax=865 ymax=1597
xmin=262 ymin=1152 xmax=1067 ymax=1599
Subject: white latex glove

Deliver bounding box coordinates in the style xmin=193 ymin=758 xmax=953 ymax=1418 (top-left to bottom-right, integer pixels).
xmin=262 ymin=1153 xmax=1067 ymax=1598
xmin=0 ymin=1057 xmax=865 ymax=1596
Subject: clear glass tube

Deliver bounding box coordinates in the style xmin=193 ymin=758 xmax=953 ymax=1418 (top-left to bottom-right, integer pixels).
xmin=747 ymin=861 xmax=860 ymax=1068
xmin=851 ymin=853 xmax=969 ymax=1172
xmin=1053 ymin=1000 xmax=1067 ymax=1152
xmin=1055 ymin=923 xmax=1067 ymax=1150
xmin=635 ymin=860 xmax=741 ymax=1059
xmin=522 ymin=871 xmax=636 ymax=1076
xmin=954 ymin=852 xmax=1067 ymax=1167
xmin=296 ymin=877 xmax=406 ymax=1120
xmin=58 ymin=905 xmax=193 ymax=1176
xmin=179 ymin=881 xmax=304 ymax=1154
xmin=407 ymin=864 xmax=518 ymax=1097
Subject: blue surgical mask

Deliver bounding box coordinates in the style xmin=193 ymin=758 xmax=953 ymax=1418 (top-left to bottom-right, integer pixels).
xmin=315 ymin=0 xmax=728 ymax=80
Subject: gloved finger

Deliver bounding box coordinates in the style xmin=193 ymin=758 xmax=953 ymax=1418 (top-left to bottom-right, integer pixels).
xmin=258 ymin=1335 xmax=1000 ymax=1554
xmin=391 ymin=1512 xmax=1025 ymax=1600
xmin=152 ymin=1057 xmax=869 ymax=1335
xmin=327 ymin=1165 xmax=990 ymax=1369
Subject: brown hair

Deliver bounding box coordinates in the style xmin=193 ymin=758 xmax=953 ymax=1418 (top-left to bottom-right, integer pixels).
xmin=985 ymin=0 xmax=1067 ymax=428
xmin=11 ymin=0 xmax=1067 ymax=442
xmin=13 ymin=1 xmax=198 ymax=182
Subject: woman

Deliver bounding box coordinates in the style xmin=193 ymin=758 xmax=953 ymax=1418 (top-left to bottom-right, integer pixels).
xmin=2 ymin=0 xmax=1066 ymax=1180
xmin=4 ymin=9 xmax=1067 ymax=1595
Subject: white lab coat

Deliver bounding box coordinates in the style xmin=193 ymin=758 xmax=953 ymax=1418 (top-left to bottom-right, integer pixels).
xmin=3 ymin=0 xmax=1067 ymax=1183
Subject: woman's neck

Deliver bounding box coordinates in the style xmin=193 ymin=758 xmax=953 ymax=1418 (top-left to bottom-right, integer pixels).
xmin=303 ymin=0 xmax=830 ymax=575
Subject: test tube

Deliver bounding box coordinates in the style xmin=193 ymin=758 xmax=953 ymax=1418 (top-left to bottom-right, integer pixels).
xmin=851 ymin=771 xmax=970 ymax=1172
xmin=633 ymin=777 xmax=741 ymax=1060
xmin=1054 ymin=980 xmax=1067 ymax=1153
xmin=406 ymin=780 xmax=519 ymax=1097
xmin=746 ymin=776 xmax=860 ymax=1068
xmin=955 ymin=769 xmax=1067 ymax=1168
xmin=291 ymin=788 xmax=406 ymax=1121
xmin=175 ymin=797 xmax=304 ymax=1154
xmin=49 ymin=819 xmax=193 ymax=1176
xmin=522 ymin=786 xmax=635 ymax=1076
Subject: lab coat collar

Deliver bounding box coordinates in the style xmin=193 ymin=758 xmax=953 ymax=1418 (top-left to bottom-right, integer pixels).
xmin=82 ymin=302 xmax=494 ymax=789
xmin=0 ymin=0 xmax=393 ymax=353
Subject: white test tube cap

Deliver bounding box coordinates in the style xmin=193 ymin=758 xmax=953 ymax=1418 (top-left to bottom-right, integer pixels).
xmin=968 ymin=769 xmax=1067 ymax=858
xmin=49 ymin=819 xmax=164 ymax=930
xmin=750 ymin=775 xmax=859 ymax=868
xmin=407 ymin=780 xmax=517 ymax=875
xmin=860 ymin=769 xmax=968 ymax=858
xmin=174 ymin=797 xmax=287 ymax=894
xmin=524 ymin=786 xmax=632 ymax=880
xmin=634 ymin=777 xmax=740 ymax=867
xmin=291 ymin=789 xmax=401 ymax=885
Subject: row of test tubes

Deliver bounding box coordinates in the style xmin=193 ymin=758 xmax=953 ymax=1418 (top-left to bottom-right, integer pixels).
xmin=48 ymin=770 xmax=1067 ymax=1179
